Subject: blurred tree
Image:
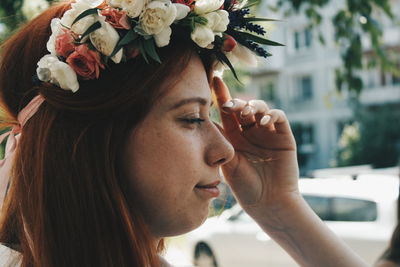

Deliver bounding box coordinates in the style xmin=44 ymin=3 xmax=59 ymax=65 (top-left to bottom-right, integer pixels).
xmin=0 ymin=0 xmax=50 ymax=41
xmin=272 ymin=0 xmax=399 ymax=94
xmin=336 ymin=103 xmax=400 ymax=168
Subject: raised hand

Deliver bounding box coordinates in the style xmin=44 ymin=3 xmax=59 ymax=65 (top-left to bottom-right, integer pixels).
xmin=212 ymin=77 xmax=299 ymax=214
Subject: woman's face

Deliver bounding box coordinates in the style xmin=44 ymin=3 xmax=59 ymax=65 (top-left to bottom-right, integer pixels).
xmin=123 ymin=55 xmax=235 ymax=239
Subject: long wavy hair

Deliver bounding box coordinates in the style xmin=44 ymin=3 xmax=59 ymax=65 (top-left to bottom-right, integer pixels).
xmin=0 ymin=1 xmax=215 ymax=266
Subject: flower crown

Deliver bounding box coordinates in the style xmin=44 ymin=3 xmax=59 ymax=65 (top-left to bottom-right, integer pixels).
xmin=36 ymin=0 xmax=282 ymax=92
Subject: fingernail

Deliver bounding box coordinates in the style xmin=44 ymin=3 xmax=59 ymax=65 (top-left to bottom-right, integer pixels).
xmin=260 ymin=115 xmax=271 ymax=125
xmin=222 ymin=101 xmax=234 ymax=108
xmin=241 ymin=106 xmax=253 ymax=116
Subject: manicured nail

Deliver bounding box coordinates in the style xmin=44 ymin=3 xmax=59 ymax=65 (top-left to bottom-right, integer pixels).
xmin=241 ymin=106 xmax=253 ymax=116
xmin=260 ymin=115 xmax=271 ymax=125
xmin=222 ymin=101 xmax=234 ymax=108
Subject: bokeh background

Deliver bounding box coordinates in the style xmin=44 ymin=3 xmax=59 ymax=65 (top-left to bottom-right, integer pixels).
xmin=1 ymin=0 xmax=400 ymax=266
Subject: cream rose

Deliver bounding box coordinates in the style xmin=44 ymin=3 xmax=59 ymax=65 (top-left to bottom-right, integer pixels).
xmin=37 ymin=55 xmax=79 ymax=92
xmin=231 ymin=43 xmax=258 ymax=67
xmin=61 ymin=1 xmax=93 ymax=27
xmin=61 ymin=0 xmax=99 ymax=40
xmin=139 ymin=1 xmax=189 ymax=47
xmin=81 ymin=0 xmax=104 ymax=7
xmin=106 ymin=0 xmax=124 ymax=8
xmin=90 ymin=17 xmax=123 ymax=63
xmin=203 ymin=10 xmax=229 ymax=33
xmin=194 ymin=0 xmax=224 ymax=14
xmin=191 ymin=9 xmax=229 ymax=48
xmin=46 ymin=18 xmax=64 ymax=55
xmin=121 ymin=0 xmax=149 ymax=18
xmin=190 ymin=25 xmax=214 ymax=48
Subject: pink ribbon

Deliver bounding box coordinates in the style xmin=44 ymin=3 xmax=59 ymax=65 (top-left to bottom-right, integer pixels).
xmin=0 ymin=95 xmax=45 ymax=205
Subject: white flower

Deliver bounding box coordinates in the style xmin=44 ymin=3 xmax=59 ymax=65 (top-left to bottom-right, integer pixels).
xmin=231 ymin=43 xmax=258 ymax=66
xmin=61 ymin=0 xmax=99 ymax=40
xmin=37 ymin=55 xmax=79 ymax=92
xmin=22 ymin=0 xmax=49 ymax=20
xmin=61 ymin=1 xmax=92 ymax=27
xmin=153 ymin=27 xmax=172 ymax=47
xmin=139 ymin=1 xmax=189 ymax=47
xmin=194 ymin=0 xmax=224 ymax=14
xmin=190 ymin=25 xmax=214 ymax=48
xmin=106 ymin=0 xmax=124 ymax=8
xmin=203 ymin=10 xmax=229 ymax=33
xmin=90 ymin=17 xmax=123 ymax=63
xmin=174 ymin=4 xmax=190 ymax=20
xmin=81 ymin=0 xmax=105 ymax=7
xmin=46 ymin=18 xmax=64 ymax=55
xmin=191 ymin=10 xmax=229 ymax=48
xmin=121 ymin=0 xmax=149 ymax=18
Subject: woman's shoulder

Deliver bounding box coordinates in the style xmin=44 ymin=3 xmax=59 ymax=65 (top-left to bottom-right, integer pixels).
xmin=0 ymin=243 xmax=21 ymax=267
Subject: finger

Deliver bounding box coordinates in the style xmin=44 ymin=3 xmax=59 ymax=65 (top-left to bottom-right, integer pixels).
xmin=231 ymin=99 xmax=270 ymax=128
xmin=248 ymin=100 xmax=270 ymax=124
xmin=226 ymin=99 xmax=255 ymax=127
xmin=212 ymin=77 xmax=240 ymax=133
xmin=259 ymin=109 xmax=292 ymax=133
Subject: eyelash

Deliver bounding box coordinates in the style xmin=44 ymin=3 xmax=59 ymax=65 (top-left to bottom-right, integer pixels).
xmin=181 ymin=118 xmax=206 ymax=125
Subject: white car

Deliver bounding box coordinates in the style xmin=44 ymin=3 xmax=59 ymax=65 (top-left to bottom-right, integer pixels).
xmin=182 ymin=174 xmax=398 ymax=267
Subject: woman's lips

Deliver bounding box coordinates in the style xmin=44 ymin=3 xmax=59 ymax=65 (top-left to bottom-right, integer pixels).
xmin=195 ymin=180 xmax=221 ymax=198
xmin=195 ymin=180 xmax=221 ymax=188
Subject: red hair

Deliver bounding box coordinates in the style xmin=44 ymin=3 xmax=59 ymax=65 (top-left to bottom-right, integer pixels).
xmin=0 ymin=1 xmax=215 ymax=266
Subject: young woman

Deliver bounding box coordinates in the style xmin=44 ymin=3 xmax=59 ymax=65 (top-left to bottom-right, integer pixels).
xmin=0 ymin=0 xmax=368 ymax=266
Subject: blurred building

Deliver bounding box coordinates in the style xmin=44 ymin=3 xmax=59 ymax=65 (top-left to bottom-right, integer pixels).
xmin=248 ymin=0 xmax=400 ymax=175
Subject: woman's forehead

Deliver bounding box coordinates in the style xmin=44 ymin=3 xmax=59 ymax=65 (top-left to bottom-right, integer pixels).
xmin=158 ymin=57 xmax=212 ymax=107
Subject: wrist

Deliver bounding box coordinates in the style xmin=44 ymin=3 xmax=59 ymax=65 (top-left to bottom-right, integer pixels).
xmin=242 ymin=191 xmax=306 ymax=232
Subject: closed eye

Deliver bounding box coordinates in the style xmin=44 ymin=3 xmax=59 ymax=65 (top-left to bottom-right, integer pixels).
xmin=180 ymin=118 xmax=205 ymax=125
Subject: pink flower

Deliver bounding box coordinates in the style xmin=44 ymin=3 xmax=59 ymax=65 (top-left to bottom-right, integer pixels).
xmin=222 ymin=34 xmax=236 ymax=52
xmin=101 ymin=7 xmax=131 ymax=30
xmin=66 ymin=44 xmax=105 ymax=80
xmin=55 ymin=29 xmax=76 ymax=58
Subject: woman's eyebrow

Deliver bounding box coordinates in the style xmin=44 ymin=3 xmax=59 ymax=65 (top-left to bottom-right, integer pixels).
xmin=169 ymin=97 xmax=213 ymax=110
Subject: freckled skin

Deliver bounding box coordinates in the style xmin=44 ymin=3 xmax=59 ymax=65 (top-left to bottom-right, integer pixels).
xmin=123 ymin=55 xmax=234 ymax=239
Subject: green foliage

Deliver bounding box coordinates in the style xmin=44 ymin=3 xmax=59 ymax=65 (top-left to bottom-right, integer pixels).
xmin=274 ymin=0 xmax=397 ymax=94
xmin=336 ymin=104 xmax=400 ymax=168
xmin=0 ymin=0 xmax=26 ymax=41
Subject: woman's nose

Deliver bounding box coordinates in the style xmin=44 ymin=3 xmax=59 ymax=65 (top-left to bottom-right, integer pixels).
xmin=205 ymin=122 xmax=235 ymax=167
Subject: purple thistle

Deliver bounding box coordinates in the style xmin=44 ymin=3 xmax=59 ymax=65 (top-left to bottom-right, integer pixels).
xmin=245 ymin=23 xmax=266 ymax=35
xmin=246 ymin=40 xmax=271 ymax=58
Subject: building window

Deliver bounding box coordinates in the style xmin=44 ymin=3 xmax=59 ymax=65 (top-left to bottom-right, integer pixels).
xmin=293 ymin=27 xmax=313 ymax=51
xmin=294 ymin=75 xmax=313 ymax=101
xmin=392 ymin=62 xmax=400 ymax=85
xmin=260 ymin=82 xmax=275 ymax=102
xmin=304 ymin=27 xmax=312 ymax=47
xmin=291 ymin=123 xmax=315 ymax=171
xmin=294 ymin=31 xmax=301 ymax=50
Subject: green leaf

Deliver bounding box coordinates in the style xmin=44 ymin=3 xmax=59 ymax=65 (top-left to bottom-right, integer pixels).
xmin=137 ymin=40 xmax=149 ymax=64
xmin=119 ymin=30 xmax=138 ymax=46
xmin=194 ymin=16 xmax=208 ymax=26
xmin=72 ymin=8 xmax=98 ymax=26
xmin=237 ymin=31 xmax=285 ymax=46
xmin=143 ymin=38 xmax=161 ymax=63
xmin=109 ymin=30 xmax=139 ymax=58
xmin=216 ymin=52 xmax=240 ymax=81
xmin=79 ymin=21 xmax=101 ymax=41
